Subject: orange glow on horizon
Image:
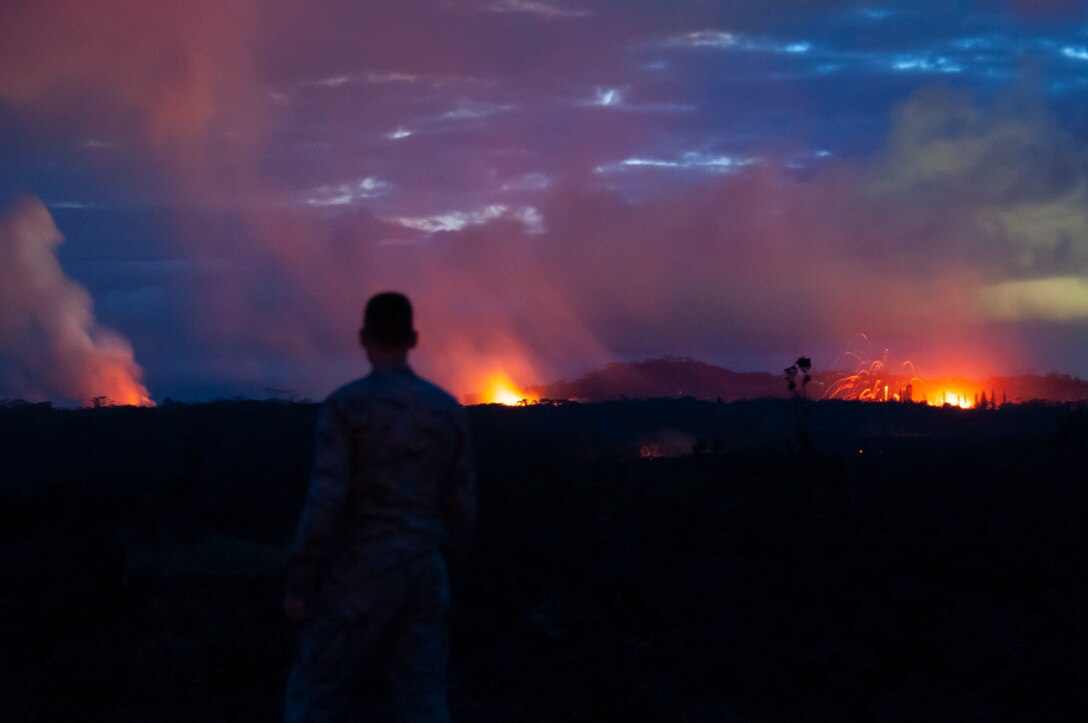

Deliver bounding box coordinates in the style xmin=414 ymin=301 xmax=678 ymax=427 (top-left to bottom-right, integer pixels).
xmin=824 ymin=341 xmax=1000 ymax=410
xmin=935 ymin=390 xmax=974 ymax=409
xmin=86 ymin=364 xmax=155 ymax=407
xmin=826 ymin=370 xmax=989 ymax=409
xmin=827 ymin=374 xmax=985 ymax=408
xmin=478 ymin=373 xmax=537 ymax=406
xmin=429 ymin=333 xmax=550 ymax=407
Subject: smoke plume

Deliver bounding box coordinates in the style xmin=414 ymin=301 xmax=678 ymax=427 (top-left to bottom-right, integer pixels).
xmin=0 ymin=198 xmax=152 ymax=405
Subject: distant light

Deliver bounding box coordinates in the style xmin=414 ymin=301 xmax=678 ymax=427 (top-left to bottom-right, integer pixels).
xmin=1062 ymin=46 xmax=1088 ymax=61
xmin=785 ymin=43 xmax=811 ymax=53
xmin=386 ymin=127 xmax=413 ymax=140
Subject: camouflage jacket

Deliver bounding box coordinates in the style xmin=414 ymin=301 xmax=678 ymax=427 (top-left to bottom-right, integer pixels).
xmin=286 ymin=364 xmax=475 ymax=602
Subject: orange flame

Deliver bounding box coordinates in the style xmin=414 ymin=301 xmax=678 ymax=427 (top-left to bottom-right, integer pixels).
xmin=824 ymin=340 xmax=995 ymax=410
xmin=478 ymin=373 xmax=537 ymax=406
xmin=83 ymin=355 xmax=155 ymax=406
xmin=87 ymin=362 xmax=155 ymax=406
xmin=422 ymin=331 xmax=545 ymax=406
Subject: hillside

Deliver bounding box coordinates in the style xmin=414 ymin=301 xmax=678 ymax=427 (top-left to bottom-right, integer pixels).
xmin=529 ymin=357 xmax=787 ymax=402
xmin=526 ymin=357 xmax=1088 ymax=404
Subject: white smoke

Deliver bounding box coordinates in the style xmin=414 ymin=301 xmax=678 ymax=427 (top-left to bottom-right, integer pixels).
xmin=0 ymin=197 xmax=152 ymax=405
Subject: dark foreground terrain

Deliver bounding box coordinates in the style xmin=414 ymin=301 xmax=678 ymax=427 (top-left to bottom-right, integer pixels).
xmin=0 ymin=398 xmax=1085 ymax=721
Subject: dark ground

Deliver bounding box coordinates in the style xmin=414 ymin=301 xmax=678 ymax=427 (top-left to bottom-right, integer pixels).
xmin=0 ymin=398 xmax=1085 ymax=721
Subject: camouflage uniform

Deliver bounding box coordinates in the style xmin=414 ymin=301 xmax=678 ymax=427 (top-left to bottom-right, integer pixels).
xmin=285 ymin=363 xmax=475 ymax=723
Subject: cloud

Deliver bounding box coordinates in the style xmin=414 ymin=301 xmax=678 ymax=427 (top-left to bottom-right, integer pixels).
xmin=9 ymin=0 xmax=1088 ymax=399
xmin=0 ymin=0 xmax=262 ymax=161
xmin=489 ymin=1 xmax=592 ymax=18
xmin=663 ymin=29 xmax=814 ymax=56
xmin=314 ymin=75 xmax=355 ymax=88
xmin=980 ymin=276 xmax=1088 ymax=320
xmin=666 ymin=30 xmax=738 ymax=49
xmin=438 ymin=100 xmax=517 ymax=121
xmin=977 ymin=182 xmax=1088 ymax=273
xmin=594 ymin=87 xmax=623 ymax=106
xmin=308 ymin=71 xmax=422 ymax=88
xmin=501 ymin=172 xmax=551 ymax=191
xmin=303 ymin=177 xmax=390 ymax=207
xmin=890 ymin=55 xmax=964 ymax=74
xmin=596 ymin=152 xmax=757 ymax=174
xmin=387 ymin=204 xmax=544 ymax=234
xmin=80 ymin=82 xmax=1088 ymax=394
xmin=0 ymin=198 xmax=152 ymax=405
xmin=872 ymin=86 xmax=1088 ymax=277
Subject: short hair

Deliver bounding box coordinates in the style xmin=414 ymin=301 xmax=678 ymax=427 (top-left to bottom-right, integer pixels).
xmin=362 ymin=292 xmax=415 ymax=346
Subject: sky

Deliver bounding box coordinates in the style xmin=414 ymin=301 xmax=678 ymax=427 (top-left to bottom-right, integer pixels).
xmin=3 ymin=0 xmax=1088 ymax=404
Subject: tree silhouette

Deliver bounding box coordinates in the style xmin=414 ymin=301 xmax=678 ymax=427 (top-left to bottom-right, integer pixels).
xmin=784 ymin=356 xmax=812 ymax=399
xmin=785 ymin=356 xmax=814 ymax=452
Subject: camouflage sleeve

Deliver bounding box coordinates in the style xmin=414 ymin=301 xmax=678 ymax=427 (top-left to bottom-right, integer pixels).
xmin=285 ymin=399 xmax=352 ymax=598
xmin=443 ymin=407 xmax=477 ymax=558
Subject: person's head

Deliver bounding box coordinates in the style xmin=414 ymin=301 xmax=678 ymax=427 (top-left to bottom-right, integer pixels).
xmin=359 ymin=291 xmax=418 ymax=365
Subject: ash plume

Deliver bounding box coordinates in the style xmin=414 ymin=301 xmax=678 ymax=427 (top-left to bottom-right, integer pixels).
xmin=0 ymin=198 xmax=152 ymax=406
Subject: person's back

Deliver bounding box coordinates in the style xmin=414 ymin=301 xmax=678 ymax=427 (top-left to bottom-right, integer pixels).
xmin=284 ymin=292 xmax=475 ymax=723
xmin=293 ymin=366 xmax=473 ymax=603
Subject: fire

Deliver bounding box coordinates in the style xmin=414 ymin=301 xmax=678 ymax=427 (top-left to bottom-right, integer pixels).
xmin=88 ymin=362 xmax=156 ymax=407
xmin=939 ymin=390 xmax=974 ymax=408
xmin=433 ymin=334 xmax=546 ymax=406
xmin=827 ymin=371 xmax=990 ymax=408
xmin=479 ymin=373 xmax=536 ymax=406
xmin=823 ymin=341 xmax=995 ymax=410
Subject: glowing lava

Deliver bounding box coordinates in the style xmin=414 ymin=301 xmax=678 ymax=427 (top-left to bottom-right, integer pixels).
xmin=86 ymin=359 xmax=156 ymax=407
xmin=480 ymin=373 xmax=537 ymax=406
xmin=823 ymin=341 xmax=996 ymax=409
xmin=931 ymin=389 xmax=973 ymax=409
xmin=826 ymin=369 xmax=984 ymax=408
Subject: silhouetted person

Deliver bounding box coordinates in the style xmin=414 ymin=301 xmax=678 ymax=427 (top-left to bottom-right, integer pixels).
xmin=284 ymin=292 xmax=475 ymax=722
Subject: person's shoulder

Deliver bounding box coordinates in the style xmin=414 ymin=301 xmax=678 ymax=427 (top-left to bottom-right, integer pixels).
xmin=323 ymin=377 xmax=374 ymax=408
xmin=324 ymin=370 xmax=463 ymax=414
xmin=411 ymin=374 xmax=464 ymax=412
